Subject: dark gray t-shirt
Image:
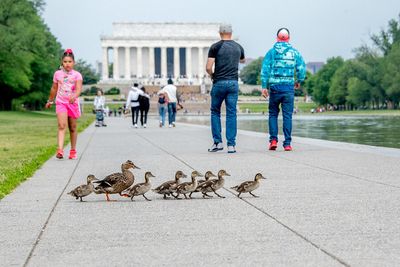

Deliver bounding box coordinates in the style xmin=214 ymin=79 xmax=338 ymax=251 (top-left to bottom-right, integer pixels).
xmin=208 ymin=40 xmax=245 ymax=82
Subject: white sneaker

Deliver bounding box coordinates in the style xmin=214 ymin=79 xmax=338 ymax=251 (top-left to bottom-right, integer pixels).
xmin=144 ymin=124 xmax=147 ymax=128
xmin=168 ymin=124 xmax=172 ymax=128
xmin=172 ymin=122 xmax=176 ymax=127
xmin=208 ymin=142 xmax=223 ymax=152
xmin=134 ymin=124 xmax=138 ymax=128
xmin=227 ymin=145 xmax=236 ymax=153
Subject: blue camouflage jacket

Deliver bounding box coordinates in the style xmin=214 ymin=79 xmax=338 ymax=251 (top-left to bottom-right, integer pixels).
xmin=260 ymin=42 xmax=306 ymax=90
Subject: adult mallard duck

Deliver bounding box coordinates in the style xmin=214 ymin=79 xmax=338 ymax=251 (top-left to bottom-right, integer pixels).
xmin=198 ymin=169 xmax=230 ymax=198
xmin=175 ymin=170 xmax=203 ymax=199
xmin=68 ymin=174 xmax=98 ymax=202
xmin=93 ymin=160 xmax=140 ymax=201
xmin=125 ymin=171 xmax=155 ymax=201
xmin=231 ymin=173 xmax=266 ymax=198
xmin=152 ymin=171 xmax=187 ymax=199
xmin=189 ymin=171 xmax=217 ymax=198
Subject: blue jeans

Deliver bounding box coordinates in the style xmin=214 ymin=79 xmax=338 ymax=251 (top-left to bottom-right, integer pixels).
xmin=158 ymin=104 xmax=167 ymax=126
xmin=268 ymin=90 xmax=294 ymax=146
xmin=210 ymin=80 xmax=239 ymax=146
xmin=168 ymin=102 xmax=177 ymax=125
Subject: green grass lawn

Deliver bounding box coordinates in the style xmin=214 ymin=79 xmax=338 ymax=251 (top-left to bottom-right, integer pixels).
xmin=238 ymin=102 xmax=317 ymax=113
xmin=0 ymin=111 xmax=94 ymax=199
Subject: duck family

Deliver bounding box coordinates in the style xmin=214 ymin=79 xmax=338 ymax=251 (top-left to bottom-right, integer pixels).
xmin=67 ymin=160 xmax=267 ymax=202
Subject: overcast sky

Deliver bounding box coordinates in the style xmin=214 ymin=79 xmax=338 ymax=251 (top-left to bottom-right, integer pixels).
xmin=42 ymin=0 xmax=399 ymax=65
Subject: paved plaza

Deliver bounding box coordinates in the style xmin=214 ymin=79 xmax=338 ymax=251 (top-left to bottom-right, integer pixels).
xmin=1 ymin=116 xmax=400 ymax=266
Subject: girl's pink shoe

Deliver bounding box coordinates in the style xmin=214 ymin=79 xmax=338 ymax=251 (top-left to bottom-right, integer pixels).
xmin=69 ymin=149 xmax=77 ymax=159
xmin=56 ymin=149 xmax=64 ymax=159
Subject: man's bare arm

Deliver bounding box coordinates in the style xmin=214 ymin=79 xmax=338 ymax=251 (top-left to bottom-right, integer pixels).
xmin=206 ymin=57 xmax=215 ymax=77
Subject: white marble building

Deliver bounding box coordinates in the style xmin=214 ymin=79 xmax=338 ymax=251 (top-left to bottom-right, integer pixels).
xmin=100 ymin=22 xmax=223 ymax=85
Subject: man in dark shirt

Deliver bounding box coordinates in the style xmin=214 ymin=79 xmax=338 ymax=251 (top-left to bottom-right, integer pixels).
xmin=206 ymin=24 xmax=245 ymax=153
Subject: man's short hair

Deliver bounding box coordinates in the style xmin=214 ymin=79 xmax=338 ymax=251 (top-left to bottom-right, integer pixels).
xmin=167 ymin=78 xmax=173 ymax=85
xmin=219 ymin=23 xmax=232 ymax=33
xmin=133 ymin=83 xmax=139 ymax=87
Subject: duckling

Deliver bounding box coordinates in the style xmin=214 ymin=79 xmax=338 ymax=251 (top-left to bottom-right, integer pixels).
xmin=231 ymin=173 xmax=267 ymax=198
xmin=93 ymin=160 xmax=140 ymax=201
xmin=175 ymin=170 xmax=203 ymax=199
xmin=152 ymin=171 xmax=187 ymax=199
xmin=197 ymin=169 xmax=230 ymax=198
xmin=189 ymin=171 xmax=217 ymax=198
xmin=68 ymin=174 xmax=98 ymax=202
xmin=125 ymin=172 xmax=155 ymax=201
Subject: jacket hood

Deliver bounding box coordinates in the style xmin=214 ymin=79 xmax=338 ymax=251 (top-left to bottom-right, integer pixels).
xmin=273 ymin=42 xmax=292 ymax=54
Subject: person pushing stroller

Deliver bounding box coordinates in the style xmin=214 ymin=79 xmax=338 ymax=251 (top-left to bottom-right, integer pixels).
xmin=93 ymin=89 xmax=107 ymax=127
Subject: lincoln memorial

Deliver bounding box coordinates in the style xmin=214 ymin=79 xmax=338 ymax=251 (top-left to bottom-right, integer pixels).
xmin=100 ymin=22 xmax=225 ymax=86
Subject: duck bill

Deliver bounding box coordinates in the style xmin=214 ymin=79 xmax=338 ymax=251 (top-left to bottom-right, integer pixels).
xmin=134 ymin=166 xmax=141 ymax=169
xmin=225 ymin=173 xmax=231 ymax=176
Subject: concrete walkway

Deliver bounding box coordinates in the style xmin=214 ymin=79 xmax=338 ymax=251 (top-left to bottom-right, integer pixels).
xmin=1 ymin=116 xmax=400 ymax=267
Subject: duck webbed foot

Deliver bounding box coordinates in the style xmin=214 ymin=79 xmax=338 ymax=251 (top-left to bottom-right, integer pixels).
xmin=249 ymin=192 xmax=259 ymax=198
xmin=213 ymin=190 xmax=225 ymax=198
xmin=143 ymin=194 xmax=151 ymax=201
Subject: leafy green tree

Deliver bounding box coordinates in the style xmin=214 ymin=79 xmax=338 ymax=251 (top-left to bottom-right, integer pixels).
xmin=74 ymin=59 xmax=100 ymax=85
xmin=303 ymin=71 xmax=315 ymax=96
xmin=239 ymin=57 xmax=263 ymax=85
xmin=371 ymin=14 xmax=400 ymax=56
xmin=382 ymin=43 xmax=400 ymax=109
xmin=346 ymin=77 xmax=371 ymax=107
xmin=0 ymin=0 xmax=61 ymax=110
xmin=354 ymin=46 xmax=386 ymax=109
xmin=311 ymin=57 xmax=344 ymax=105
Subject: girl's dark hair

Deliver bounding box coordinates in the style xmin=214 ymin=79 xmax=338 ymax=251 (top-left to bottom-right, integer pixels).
xmin=62 ymin=48 xmax=75 ymax=60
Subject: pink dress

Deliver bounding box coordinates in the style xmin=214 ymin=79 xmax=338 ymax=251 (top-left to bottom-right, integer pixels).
xmin=53 ymin=69 xmax=83 ymax=119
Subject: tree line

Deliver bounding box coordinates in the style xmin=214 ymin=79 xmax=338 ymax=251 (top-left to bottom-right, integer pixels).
xmin=0 ymin=0 xmax=99 ymax=111
xmin=240 ymin=15 xmax=400 ymax=110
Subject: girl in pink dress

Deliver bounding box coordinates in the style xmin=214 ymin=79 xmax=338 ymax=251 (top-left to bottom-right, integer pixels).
xmin=45 ymin=49 xmax=83 ymax=159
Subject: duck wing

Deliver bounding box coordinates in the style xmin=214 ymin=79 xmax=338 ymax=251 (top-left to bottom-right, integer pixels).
xmin=94 ymin=172 xmax=123 ymax=188
xmin=69 ymin=185 xmax=91 ymax=197
xmin=176 ymin=182 xmax=190 ymax=192
xmin=153 ymin=180 xmax=175 ymax=192
xmin=237 ymin=181 xmax=255 ymax=192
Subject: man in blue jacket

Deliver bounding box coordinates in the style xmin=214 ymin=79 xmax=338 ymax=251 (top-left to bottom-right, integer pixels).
xmin=260 ymin=28 xmax=306 ymax=151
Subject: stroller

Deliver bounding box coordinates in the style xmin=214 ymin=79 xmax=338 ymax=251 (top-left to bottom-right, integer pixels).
xmin=95 ymin=109 xmax=107 ymax=127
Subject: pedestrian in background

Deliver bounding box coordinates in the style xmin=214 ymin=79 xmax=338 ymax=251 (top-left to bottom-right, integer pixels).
xmin=260 ymin=28 xmax=306 ymax=151
xmin=159 ymin=78 xmax=179 ymax=128
xmin=139 ymin=86 xmax=150 ymax=128
xmin=125 ymin=83 xmax=145 ymax=128
xmin=157 ymin=89 xmax=168 ymax=127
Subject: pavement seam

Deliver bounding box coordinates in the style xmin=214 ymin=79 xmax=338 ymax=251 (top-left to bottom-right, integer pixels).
xmin=222 ymin=187 xmax=351 ymax=267
xmin=257 ymin=151 xmax=400 ymax=189
xmin=137 ymin=131 xmax=351 ymax=267
xmin=179 ymin=122 xmax=400 ymax=189
xmin=23 ymin=127 xmax=97 ymax=267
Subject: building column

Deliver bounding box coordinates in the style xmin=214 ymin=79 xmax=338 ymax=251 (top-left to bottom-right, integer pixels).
xmin=125 ymin=47 xmax=130 ymax=79
xmin=113 ymin=47 xmax=119 ymax=80
xmin=148 ymin=47 xmax=154 ymax=77
xmin=174 ymin=47 xmax=180 ymax=78
xmin=198 ymin=47 xmax=204 ymax=78
xmin=186 ymin=47 xmax=192 ymax=78
xmin=137 ymin=46 xmax=142 ymax=78
xmin=161 ymin=47 xmax=167 ymax=78
xmin=102 ymin=47 xmax=109 ymax=80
